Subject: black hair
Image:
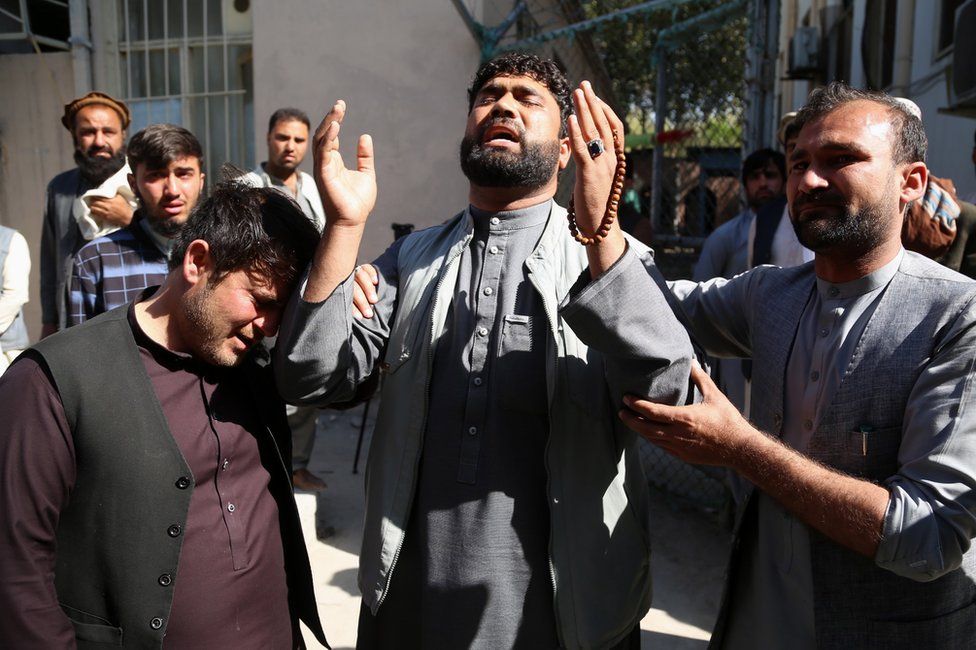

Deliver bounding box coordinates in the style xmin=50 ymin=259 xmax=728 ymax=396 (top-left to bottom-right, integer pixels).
xmin=791 ymin=81 xmax=927 ymax=164
xmin=742 ymin=148 xmax=786 ymax=183
xmin=168 ymin=179 xmax=319 ymax=289
xmin=467 ymin=51 xmax=572 ymax=136
xmin=268 ymin=107 xmax=311 ymax=134
xmin=127 ymin=124 xmax=204 ymax=172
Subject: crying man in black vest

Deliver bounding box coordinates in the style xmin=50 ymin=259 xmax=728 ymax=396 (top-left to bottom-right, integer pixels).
xmin=0 ymin=181 xmax=329 ymax=649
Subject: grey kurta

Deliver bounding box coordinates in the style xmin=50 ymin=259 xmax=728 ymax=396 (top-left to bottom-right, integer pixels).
xmin=722 ymin=251 xmax=902 ymax=649
xmin=670 ymin=248 xmax=976 ymax=646
xmin=357 ymin=201 xmax=558 ymax=648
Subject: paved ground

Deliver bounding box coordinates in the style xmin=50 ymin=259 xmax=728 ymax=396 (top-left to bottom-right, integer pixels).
xmin=294 ymin=407 xmax=731 ymax=649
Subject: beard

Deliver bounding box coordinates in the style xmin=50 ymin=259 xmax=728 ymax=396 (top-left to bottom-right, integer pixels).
xmin=459 ymin=119 xmax=560 ymax=189
xmin=74 ymin=145 xmax=126 ymax=186
xmin=790 ymin=186 xmax=892 ymax=255
xmin=181 ymin=284 xmax=250 ymax=367
xmin=133 ymin=186 xmax=188 ymax=239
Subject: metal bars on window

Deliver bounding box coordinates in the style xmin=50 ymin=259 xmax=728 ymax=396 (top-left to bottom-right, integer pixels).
xmin=117 ymin=0 xmax=254 ymax=180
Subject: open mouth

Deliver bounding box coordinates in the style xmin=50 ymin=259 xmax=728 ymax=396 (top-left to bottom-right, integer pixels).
xmin=482 ymin=123 xmax=521 ymax=146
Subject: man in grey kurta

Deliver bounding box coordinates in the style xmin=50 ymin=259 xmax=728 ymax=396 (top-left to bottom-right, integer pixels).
xmin=274 ymin=53 xmax=694 ymax=648
xmin=623 ymin=83 xmax=976 ymax=648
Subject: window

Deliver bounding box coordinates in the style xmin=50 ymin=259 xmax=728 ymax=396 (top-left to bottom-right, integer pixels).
xmin=861 ymin=0 xmax=897 ymax=90
xmin=936 ymin=0 xmax=965 ymax=59
xmin=117 ymin=0 xmax=254 ymax=180
xmin=0 ymin=0 xmax=69 ymax=53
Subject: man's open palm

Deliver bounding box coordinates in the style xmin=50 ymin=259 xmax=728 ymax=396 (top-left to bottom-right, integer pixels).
xmin=313 ymin=100 xmax=376 ymax=227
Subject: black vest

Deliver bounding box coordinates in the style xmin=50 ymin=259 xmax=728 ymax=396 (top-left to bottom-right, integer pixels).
xmin=26 ymin=306 xmax=327 ymax=649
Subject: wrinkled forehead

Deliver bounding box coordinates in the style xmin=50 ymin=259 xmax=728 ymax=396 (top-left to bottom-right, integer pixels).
xmin=796 ymin=100 xmax=896 ymax=154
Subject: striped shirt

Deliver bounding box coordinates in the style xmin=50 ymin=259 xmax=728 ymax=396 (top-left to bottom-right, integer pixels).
xmin=68 ymin=220 xmax=168 ymax=326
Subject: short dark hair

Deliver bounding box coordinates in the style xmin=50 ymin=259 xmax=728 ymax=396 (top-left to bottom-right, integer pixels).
xmin=127 ymin=124 xmax=203 ymax=172
xmin=791 ymin=81 xmax=927 ymax=164
xmin=467 ymin=51 xmax=572 ymax=136
xmin=742 ymin=148 xmax=785 ymax=183
xmin=169 ymin=180 xmax=319 ymax=289
xmin=268 ymin=107 xmax=311 ymax=134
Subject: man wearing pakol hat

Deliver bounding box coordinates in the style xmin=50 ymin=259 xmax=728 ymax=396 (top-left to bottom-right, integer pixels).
xmin=41 ymin=92 xmax=135 ymax=336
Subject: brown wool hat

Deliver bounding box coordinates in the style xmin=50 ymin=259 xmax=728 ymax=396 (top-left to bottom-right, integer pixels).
xmin=61 ymin=92 xmax=131 ymax=131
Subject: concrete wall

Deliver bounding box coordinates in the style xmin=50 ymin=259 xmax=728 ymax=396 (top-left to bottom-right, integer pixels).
xmin=0 ymin=52 xmax=77 ymax=340
xmin=252 ymin=0 xmax=481 ymax=262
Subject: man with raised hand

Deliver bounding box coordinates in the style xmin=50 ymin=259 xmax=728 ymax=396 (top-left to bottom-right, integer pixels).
xmin=624 ymin=82 xmax=976 ymax=648
xmin=275 ymin=52 xmax=693 ymax=648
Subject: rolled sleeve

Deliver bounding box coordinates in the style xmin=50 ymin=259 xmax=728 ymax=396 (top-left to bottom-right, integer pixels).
xmin=559 ymin=243 xmax=693 ymax=407
xmin=875 ymin=300 xmax=976 ymax=581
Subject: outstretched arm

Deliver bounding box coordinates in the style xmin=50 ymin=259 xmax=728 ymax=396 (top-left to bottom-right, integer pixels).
xmin=621 ymin=363 xmax=891 ymax=559
xmin=302 ymin=100 xmax=377 ymax=302
xmin=275 ymin=100 xmax=391 ymax=406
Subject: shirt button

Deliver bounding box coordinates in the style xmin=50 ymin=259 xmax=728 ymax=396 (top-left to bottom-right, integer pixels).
xmin=804 ymin=419 xmax=814 ymax=430
xmin=175 ymin=476 xmax=191 ymax=489
xmin=483 ymin=287 xmax=493 ymax=296
xmin=158 ymin=573 xmax=173 ymax=587
xmin=473 ymin=377 xmax=483 ymax=386
xmin=149 ymin=617 xmax=164 ymax=630
xmin=490 ymin=217 xmax=500 ymax=225
xmin=810 ymin=370 xmax=820 ymax=381
xmin=468 ymin=426 xmax=477 ymax=436
xmin=828 ymin=287 xmax=840 ymax=297
xmin=227 ymin=503 xmax=236 ymax=513
xmin=221 ymin=458 xmax=229 ymax=471
xmin=489 ymin=245 xmax=500 ymax=254
xmin=819 ymin=328 xmax=829 ymax=337
xmin=478 ymin=327 xmax=488 ymax=337
xmin=167 ymin=524 xmax=182 ymax=538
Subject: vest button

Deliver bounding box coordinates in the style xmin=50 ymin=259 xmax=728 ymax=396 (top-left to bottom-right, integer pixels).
xmin=158 ymin=573 xmax=173 ymax=587
xmin=175 ymin=476 xmax=191 ymax=489
xmin=150 ymin=617 xmax=163 ymax=630
xmin=167 ymin=524 xmax=182 ymax=537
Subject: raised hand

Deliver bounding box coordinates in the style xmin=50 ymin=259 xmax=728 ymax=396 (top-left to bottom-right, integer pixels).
xmin=313 ymin=100 xmax=377 ymax=227
xmin=567 ymin=81 xmax=625 ymax=240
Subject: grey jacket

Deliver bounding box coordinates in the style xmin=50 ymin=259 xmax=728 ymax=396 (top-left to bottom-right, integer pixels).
xmin=41 ymin=168 xmax=89 ymax=329
xmin=276 ymin=203 xmax=693 ymax=649
xmin=672 ymin=253 xmax=976 ymax=648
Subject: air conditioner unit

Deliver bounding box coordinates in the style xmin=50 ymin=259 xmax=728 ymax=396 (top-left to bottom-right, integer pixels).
xmin=788 ymin=26 xmax=821 ymax=79
xmin=948 ymin=0 xmax=976 ymax=109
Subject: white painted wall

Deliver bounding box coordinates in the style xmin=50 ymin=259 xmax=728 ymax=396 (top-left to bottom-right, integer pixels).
xmin=0 ymin=52 xmax=77 ymax=339
xmin=252 ymin=0 xmax=481 ymax=262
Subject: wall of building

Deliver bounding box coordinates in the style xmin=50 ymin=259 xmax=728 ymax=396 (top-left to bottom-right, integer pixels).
xmin=252 ymin=0 xmax=481 ymax=262
xmin=0 ymin=52 xmax=77 ymax=340
xmin=776 ymin=0 xmax=976 ymax=199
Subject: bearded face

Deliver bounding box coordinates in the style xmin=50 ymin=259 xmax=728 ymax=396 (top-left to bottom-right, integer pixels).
xmin=459 ymin=117 xmax=561 ymax=190
xmin=74 ymin=146 xmax=127 ymax=186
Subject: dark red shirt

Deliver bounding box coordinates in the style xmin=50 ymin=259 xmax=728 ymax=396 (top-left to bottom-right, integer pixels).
xmin=0 ymin=308 xmax=294 ymax=649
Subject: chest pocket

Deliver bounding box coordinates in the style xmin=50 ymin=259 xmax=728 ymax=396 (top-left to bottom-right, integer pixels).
xmin=495 ymin=314 xmax=547 ymax=414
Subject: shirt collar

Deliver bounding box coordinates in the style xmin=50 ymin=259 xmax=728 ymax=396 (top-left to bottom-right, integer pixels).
xmin=469 ymin=198 xmax=552 ymax=232
xmin=137 ymin=213 xmax=176 ymax=257
xmin=260 ymin=162 xmax=302 ymax=195
xmin=815 ymin=248 xmax=904 ymax=300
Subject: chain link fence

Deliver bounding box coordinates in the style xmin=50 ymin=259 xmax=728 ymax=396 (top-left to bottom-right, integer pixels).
xmin=464 ymin=0 xmax=754 ymax=514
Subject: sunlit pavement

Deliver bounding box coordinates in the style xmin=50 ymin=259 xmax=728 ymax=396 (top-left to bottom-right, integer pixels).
xmin=295 ymin=406 xmax=730 ymax=650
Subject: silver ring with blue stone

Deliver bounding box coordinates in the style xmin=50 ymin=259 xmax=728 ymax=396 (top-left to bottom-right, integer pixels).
xmin=586 ymin=138 xmax=605 ymax=159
